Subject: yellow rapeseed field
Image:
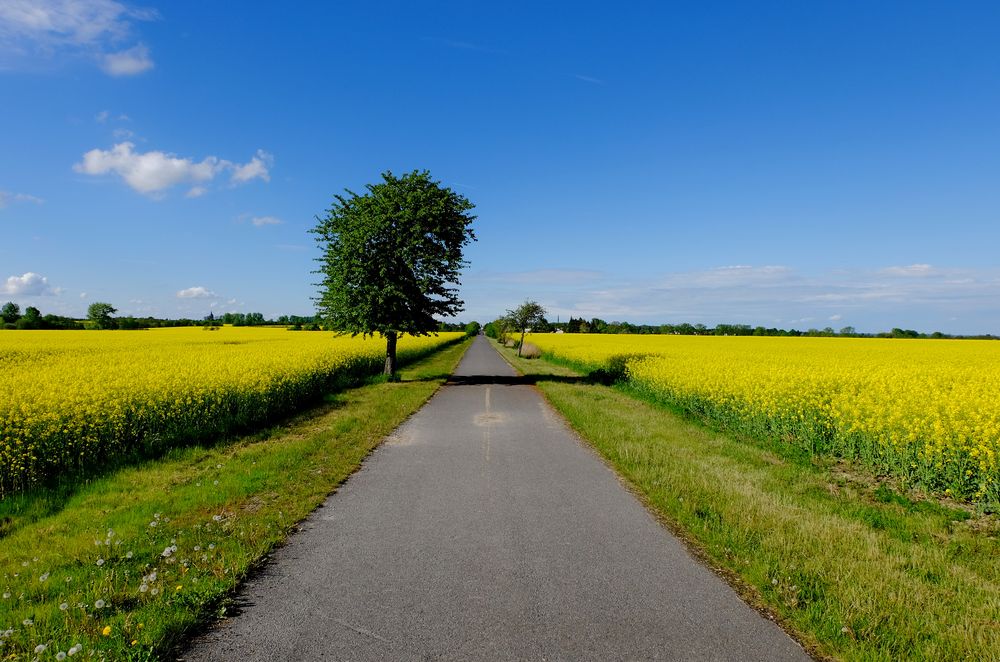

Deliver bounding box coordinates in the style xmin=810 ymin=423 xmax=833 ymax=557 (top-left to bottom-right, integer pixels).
xmin=0 ymin=327 xmax=462 ymax=494
xmin=526 ymin=333 xmax=1000 ymax=505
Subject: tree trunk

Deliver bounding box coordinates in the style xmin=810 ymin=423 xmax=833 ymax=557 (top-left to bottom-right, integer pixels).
xmin=384 ymin=331 xmax=398 ymax=377
xmin=518 ymin=329 xmax=526 ymax=357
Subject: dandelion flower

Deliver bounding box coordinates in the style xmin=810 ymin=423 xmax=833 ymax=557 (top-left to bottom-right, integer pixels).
xmin=102 ymin=625 xmax=112 ymax=636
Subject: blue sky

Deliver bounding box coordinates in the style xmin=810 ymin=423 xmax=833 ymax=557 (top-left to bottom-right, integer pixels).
xmin=2 ymin=1 xmax=1000 ymax=334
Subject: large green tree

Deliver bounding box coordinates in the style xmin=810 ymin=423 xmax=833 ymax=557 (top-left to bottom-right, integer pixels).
xmin=312 ymin=170 xmax=476 ymax=377
xmin=87 ymin=302 xmax=117 ymax=329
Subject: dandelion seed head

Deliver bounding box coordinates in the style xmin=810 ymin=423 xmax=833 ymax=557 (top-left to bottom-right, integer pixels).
xmin=60 ymin=602 xmax=69 ymax=610
xmin=94 ymin=599 xmax=106 ymax=609
xmin=35 ymin=643 xmax=47 ymax=653
xmin=96 ymin=558 xmax=105 ymax=566
xmin=39 ymin=572 xmax=49 ymax=582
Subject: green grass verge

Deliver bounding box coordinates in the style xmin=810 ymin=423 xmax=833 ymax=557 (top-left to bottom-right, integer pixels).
xmin=0 ymin=339 xmax=470 ymax=661
xmin=495 ymin=341 xmax=1000 ymax=662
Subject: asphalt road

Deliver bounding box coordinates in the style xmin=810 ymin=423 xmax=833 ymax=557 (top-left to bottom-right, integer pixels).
xmin=181 ymin=336 xmax=810 ymax=661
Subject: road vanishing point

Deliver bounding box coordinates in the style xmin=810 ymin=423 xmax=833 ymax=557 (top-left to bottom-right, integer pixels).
xmin=182 ymin=335 xmax=810 ymax=661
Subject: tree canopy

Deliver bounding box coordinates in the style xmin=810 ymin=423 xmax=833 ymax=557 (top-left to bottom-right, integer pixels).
xmin=312 ymin=169 xmax=476 ymax=376
xmin=506 ymin=300 xmax=546 ymax=357
xmin=87 ymin=302 xmax=118 ymax=329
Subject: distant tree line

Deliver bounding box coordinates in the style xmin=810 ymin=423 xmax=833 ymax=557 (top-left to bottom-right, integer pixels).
xmin=482 ymin=313 xmax=997 ymax=341
xmin=1 ymin=301 xmax=81 ymax=330
xmin=2 ymin=300 xmax=482 ymax=336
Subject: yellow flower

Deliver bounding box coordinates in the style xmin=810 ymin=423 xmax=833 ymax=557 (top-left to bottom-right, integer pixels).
xmin=102 ymin=625 xmax=112 ymax=636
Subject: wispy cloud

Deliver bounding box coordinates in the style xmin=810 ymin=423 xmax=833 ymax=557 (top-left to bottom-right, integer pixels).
xmin=250 ymin=215 xmax=283 ymax=227
xmin=74 ymin=142 xmax=272 ymax=197
xmin=0 ymin=191 xmax=44 ymax=208
xmin=100 ymin=42 xmax=152 ymax=76
xmin=0 ymin=0 xmax=158 ymax=75
xmin=879 ymin=263 xmax=937 ymax=277
xmin=573 ymin=74 xmax=605 ymax=85
xmin=422 ymin=37 xmax=506 ymax=55
xmin=176 ymin=286 xmax=217 ymax=299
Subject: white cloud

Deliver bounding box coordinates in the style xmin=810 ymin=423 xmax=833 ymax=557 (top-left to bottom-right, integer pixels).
xmin=74 ymin=142 xmax=272 ymax=197
xmin=2 ymin=272 xmax=56 ymax=296
xmin=251 ymin=215 xmax=283 ymax=227
xmin=574 ymin=74 xmax=605 ymax=85
xmin=230 ymin=150 xmax=272 ymax=184
xmin=80 ymin=292 xmax=88 ymax=298
xmin=95 ymin=109 xmax=110 ymax=122
xmin=829 ymin=314 xmax=843 ymax=321
xmin=100 ymin=42 xmax=151 ymax=75
xmin=185 ymin=186 xmax=208 ymax=198
xmin=176 ymin=286 xmax=217 ymax=299
xmin=0 ymin=0 xmax=157 ymax=74
xmin=0 ymin=191 xmax=44 ymax=208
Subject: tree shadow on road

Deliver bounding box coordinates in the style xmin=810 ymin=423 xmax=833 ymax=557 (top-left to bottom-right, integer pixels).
xmin=445 ymin=374 xmax=597 ymax=386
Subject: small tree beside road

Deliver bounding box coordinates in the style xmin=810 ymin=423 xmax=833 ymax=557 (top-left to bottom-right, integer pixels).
xmin=312 ymin=170 xmax=476 ymax=377
xmin=506 ymin=300 xmax=546 ymax=357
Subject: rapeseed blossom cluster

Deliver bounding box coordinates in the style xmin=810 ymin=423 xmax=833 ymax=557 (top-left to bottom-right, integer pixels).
xmin=0 ymin=327 xmax=460 ymax=494
xmin=526 ymin=334 xmax=1000 ymax=505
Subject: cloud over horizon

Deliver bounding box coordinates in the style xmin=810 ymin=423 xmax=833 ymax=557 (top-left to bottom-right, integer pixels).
xmin=2 ymin=272 xmax=57 ymax=296
xmin=461 ymin=263 xmax=1000 ymax=335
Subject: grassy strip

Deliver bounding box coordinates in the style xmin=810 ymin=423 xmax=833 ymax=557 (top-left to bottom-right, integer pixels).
xmin=0 ymin=338 xmax=470 ymax=661
xmin=495 ymin=341 xmax=1000 ymax=661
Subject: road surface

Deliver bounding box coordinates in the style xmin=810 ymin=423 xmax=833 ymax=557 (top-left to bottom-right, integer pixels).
xmin=181 ymin=335 xmax=809 ymax=661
